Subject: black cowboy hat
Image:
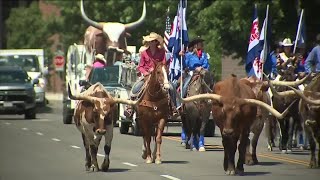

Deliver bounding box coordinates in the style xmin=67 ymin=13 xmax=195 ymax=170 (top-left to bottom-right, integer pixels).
xmin=188 ymin=37 xmax=205 ymax=48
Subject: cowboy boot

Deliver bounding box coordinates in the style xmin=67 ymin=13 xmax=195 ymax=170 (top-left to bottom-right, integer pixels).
xmin=198 ymin=135 xmax=206 ymax=152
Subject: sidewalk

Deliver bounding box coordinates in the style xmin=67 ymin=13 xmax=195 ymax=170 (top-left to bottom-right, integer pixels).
xmin=46 ymin=92 xmax=63 ymax=101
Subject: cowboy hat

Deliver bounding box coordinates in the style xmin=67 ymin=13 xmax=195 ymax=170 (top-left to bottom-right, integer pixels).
xmin=95 ymin=54 xmax=107 ymax=63
xmin=282 ymin=38 xmax=293 ymax=46
xmin=143 ymin=32 xmax=164 ymax=44
xmin=189 ymin=37 xmax=205 ymax=48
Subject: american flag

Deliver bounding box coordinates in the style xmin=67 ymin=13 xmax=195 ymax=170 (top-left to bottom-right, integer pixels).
xmin=164 ymin=7 xmax=171 ymax=53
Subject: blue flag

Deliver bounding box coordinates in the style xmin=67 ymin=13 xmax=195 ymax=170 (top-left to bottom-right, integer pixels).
xmin=245 ymin=5 xmax=262 ymax=79
xmin=168 ymin=0 xmax=189 ymax=81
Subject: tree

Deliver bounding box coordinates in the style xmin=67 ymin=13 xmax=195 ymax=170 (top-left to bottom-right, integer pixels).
xmin=5 ymin=1 xmax=54 ymax=58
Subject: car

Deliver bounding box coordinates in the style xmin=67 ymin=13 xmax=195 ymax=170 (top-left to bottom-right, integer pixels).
xmin=0 ymin=66 xmax=37 ymax=119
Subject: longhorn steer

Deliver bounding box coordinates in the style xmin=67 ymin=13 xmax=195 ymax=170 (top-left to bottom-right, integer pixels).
xmin=182 ymin=74 xmax=291 ymax=175
xmin=80 ymin=0 xmax=146 ymax=65
xmin=68 ymin=82 xmax=137 ymax=171
xmin=284 ymin=74 xmax=320 ymax=168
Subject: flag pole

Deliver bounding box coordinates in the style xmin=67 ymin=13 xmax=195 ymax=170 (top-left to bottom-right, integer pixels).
xmin=293 ymin=9 xmax=304 ymax=54
xmin=261 ymin=4 xmax=269 ymax=80
xmin=180 ymin=0 xmax=183 ymax=98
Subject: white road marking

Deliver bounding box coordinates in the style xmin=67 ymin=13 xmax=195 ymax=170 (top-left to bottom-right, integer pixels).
xmin=97 ymin=153 xmax=104 ymax=157
xmin=4 ymin=122 xmax=11 ymax=125
xmin=36 ymin=132 xmax=43 ymax=136
xmin=122 ymin=162 xmax=138 ymax=167
xmin=160 ymin=175 xmax=181 ymax=180
xmin=51 ymin=138 xmax=61 ymax=142
xmin=70 ymin=145 xmax=81 ymax=149
xmin=22 ymin=127 xmax=28 ymax=131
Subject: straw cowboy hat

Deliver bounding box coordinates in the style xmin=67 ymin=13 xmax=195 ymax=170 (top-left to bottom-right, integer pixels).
xmin=95 ymin=54 xmax=107 ymax=63
xmin=143 ymin=32 xmax=164 ymax=44
xmin=282 ymin=38 xmax=293 ymax=46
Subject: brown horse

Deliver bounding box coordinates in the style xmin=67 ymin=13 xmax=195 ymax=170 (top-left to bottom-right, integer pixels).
xmin=137 ymin=62 xmax=170 ymax=164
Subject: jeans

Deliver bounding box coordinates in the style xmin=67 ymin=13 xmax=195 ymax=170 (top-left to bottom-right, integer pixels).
xmin=182 ymin=71 xmax=193 ymax=98
xmin=131 ymin=78 xmax=144 ymax=95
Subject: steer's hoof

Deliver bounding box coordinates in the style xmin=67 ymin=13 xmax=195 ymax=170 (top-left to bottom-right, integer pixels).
xmin=281 ymin=150 xmax=287 ymax=154
xmin=225 ymin=170 xmax=236 ymax=175
xmin=146 ymin=157 xmax=152 ymax=164
xmin=90 ymin=165 xmax=99 ymax=172
xmin=101 ymin=159 xmax=110 ymax=172
xmin=199 ymin=146 xmax=206 ymax=152
xmin=267 ymin=144 xmax=273 ymax=151
xmin=286 ymin=149 xmax=292 ymax=154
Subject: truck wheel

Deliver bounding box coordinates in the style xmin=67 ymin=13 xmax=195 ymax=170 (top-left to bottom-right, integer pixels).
xmin=204 ymin=120 xmax=215 ymax=137
xmin=120 ymin=122 xmax=130 ymax=134
xmin=25 ymin=108 xmax=36 ymax=119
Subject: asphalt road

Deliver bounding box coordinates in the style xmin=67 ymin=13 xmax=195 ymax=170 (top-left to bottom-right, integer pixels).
xmin=0 ymin=94 xmax=319 ymax=180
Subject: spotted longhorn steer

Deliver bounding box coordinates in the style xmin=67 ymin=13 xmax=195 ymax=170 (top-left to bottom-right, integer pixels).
xmin=68 ymin=82 xmax=138 ymax=171
xmin=80 ymin=0 xmax=146 ymax=65
xmin=181 ymin=74 xmax=292 ymax=175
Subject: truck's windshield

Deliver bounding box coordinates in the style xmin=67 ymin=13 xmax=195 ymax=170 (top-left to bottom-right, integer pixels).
xmin=0 ymin=70 xmax=30 ymax=83
xmin=89 ymin=66 xmax=121 ymax=87
xmin=0 ymin=55 xmax=40 ymax=72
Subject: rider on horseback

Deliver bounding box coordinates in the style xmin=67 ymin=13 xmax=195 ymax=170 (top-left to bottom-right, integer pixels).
xmin=124 ymin=32 xmax=179 ymax=118
xmin=179 ymin=37 xmax=211 ymax=150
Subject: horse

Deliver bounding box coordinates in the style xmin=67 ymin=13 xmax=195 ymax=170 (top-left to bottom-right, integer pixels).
xmin=181 ymin=69 xmax=214 ymax=151
xmin=137 ymin=61 xmax=170 ymax=164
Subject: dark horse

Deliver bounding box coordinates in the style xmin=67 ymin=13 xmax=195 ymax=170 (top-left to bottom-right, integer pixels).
xmin=137 ymin=62 xmax=170 ymax=164
xmin=181 ymin=69 xmax=214 ymax=151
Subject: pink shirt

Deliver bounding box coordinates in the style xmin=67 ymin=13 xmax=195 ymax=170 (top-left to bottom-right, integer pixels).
xmin=93 ymin=60 xmax=105 ymax=68
xmin=138 ymin=48 xmax=166 ymax=76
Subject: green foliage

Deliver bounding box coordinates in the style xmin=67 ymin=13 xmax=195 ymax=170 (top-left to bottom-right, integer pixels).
xmin=5 ymin=0 xmax=320 ymax=79
xmin=5 ymin=1 xmax=54 ymax=59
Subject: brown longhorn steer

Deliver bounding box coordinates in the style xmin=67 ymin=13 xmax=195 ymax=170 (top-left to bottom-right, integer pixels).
xmin=138 ymin=62 xmax=170 ymax=164
xmin=181 ymin=74 xmax=292 ymax=175
xmin=283 ymin=74 xmax=320 ymax=168
xmin=68 ymin=82 xmax=138 ymax=171
xmin=80 ymin=0 xmax=146 ymax=65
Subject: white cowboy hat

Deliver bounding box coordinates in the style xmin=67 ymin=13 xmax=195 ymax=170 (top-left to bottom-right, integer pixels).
xmin=95 ymin=54 xmax=107 ymax=63
xmin=282 ymin=38 xmax=293 ymax=46
xmin=143 ymin=32 xmax=164 ymax=45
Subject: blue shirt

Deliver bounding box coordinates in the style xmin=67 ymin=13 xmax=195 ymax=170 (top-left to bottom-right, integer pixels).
xmin=269 ymin=51 xmax=278 ymax=75
xmin=305 ymin=45 xmax=320 ymax=73
xmin=185 ymin=51 xmax=210 ymax=71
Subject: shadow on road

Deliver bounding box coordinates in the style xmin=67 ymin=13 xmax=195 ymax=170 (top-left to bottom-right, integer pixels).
xmin=257 ymin=161 xmax=282 ymax=166
xmin=106 ymin=168 xmax=130 ymax=173
xmin=243 ymin=171 xmax=271 ymax=176
xmin=37 ymin=105 xmax=53 ymax=114
xmin=161 ymin=160 xmax=189 ymax=164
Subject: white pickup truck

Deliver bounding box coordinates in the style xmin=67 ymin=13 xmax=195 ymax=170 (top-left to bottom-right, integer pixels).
xmin=0 ymin=49 xmax=47 ymax=105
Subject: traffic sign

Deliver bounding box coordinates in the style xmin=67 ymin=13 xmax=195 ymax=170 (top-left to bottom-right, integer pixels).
xmin=54 ymin=55 xmax=65 ymax=71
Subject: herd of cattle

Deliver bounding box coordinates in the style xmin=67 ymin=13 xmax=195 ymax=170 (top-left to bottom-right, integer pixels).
xmin=67 ymin=0 xmax=319 ymax=175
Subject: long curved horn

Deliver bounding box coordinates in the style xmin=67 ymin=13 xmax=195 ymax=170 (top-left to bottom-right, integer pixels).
xmin=270 ymin=73 xmax=310 ymax=86
xmin=181 ymin=94 xmax=222 ymax=103
xmin=242 ymin=98 xmax=295 ymax=119
xmin=68 ymin=82 xmax=98 ymax=103
xmin=125 ymin=1 xmax=146 ymax=31
xmin=80 ymin=0 xmax=103 ymax=30
xmin=264 ymin=74 xmax=297 ymax=97
xmin=113 ymin=98 xmax=139 ymax=105
xmin=286 ymin=85 xmax=320 ymax=105
xmin=305 ymin=119 xmax=317 ymax=126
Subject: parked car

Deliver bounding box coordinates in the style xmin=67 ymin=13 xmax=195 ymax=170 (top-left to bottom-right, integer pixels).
xmin=0 ymin=66 xmax=37 ymax=119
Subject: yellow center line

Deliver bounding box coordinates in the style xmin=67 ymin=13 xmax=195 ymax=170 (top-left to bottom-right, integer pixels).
xmin=164 ymin=136 xmax=309 ymax=167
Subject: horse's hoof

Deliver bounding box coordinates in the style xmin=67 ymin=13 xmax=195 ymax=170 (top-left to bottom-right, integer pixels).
xmin=90 ymin=165 xmax=99 ymax=172
xmin=146 ymin=158 xmax=153 ymax=164
xmin=101 ymin=159 xmax=110 ymax=172
xmin=225 ymin=170 xmax=236 ymax=175
xmin=281 ymin=150 xmax=287 ymax=154
xmin=267 ymin=145 xmax=273 ymax=151
xmin=155 ymin=159 xmax=162 ymax=164
xmin=236 ymin=169 xmax=244 ymax=176
xmin=199 ymin=146 xmax=206 ymax=152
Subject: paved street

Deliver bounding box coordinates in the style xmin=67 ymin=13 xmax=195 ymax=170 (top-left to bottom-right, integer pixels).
xmin=0 ymin=93 xmax=319 ymax=180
